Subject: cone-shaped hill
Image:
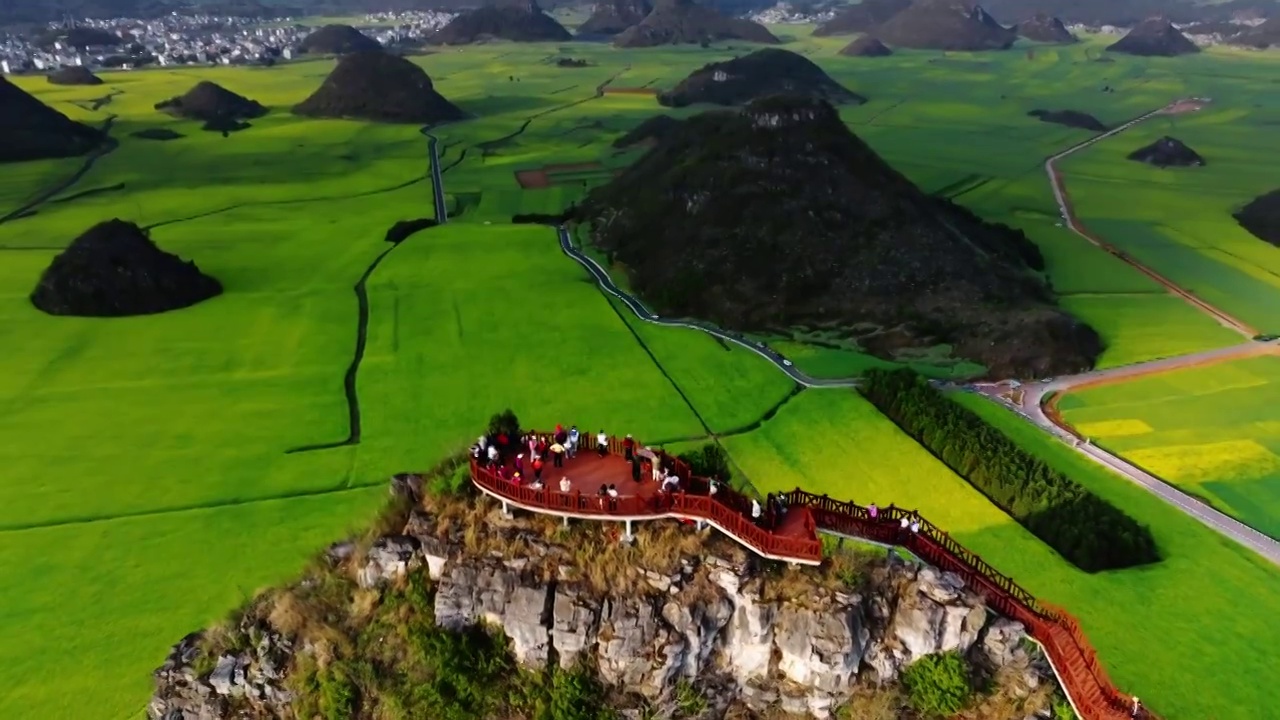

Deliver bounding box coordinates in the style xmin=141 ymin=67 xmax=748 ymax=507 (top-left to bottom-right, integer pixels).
xmin=30 ymin=219 xmax=222 ymax=317
xmin=840 ymin=36 xmax=894 ymax=56
xmin=1017 ymin=13 xmax=1076 ymax=42
xmin=1107 ymin=17 xmax=1200 ymax=56
xmin=578 ymin=0 xmax=653 ymax=35
xmin=1234 ymin=189 xmax=1280 ymax=247
xmin=48 ymin=66 xmax=104 ymax=85
xmin=576 ymin=96 xmax=1100 ymax=378
xmin=155 ymin=81 xmax=268 ymax=124
xmin=873 ymin=0 xmax=1017 ymax=51
xmin=293 ymin=51 xmax=465 ymax=125
xmin=1127 ymin=136 xmax=1204 ymax=167
xmin=299 ymin=24 xmax=382 ymax=54
xmin=431 ymin=0 xmax=572 ymax=44
xmin=0 ymin=76 xmax=103 ymax=163
xmin=613 ymin=0 xmax=779 ymax=47
xmin=659 ymin=49 xmax=865 ymax=108
xmin=813 ymin=0 xmax=909 ymax=37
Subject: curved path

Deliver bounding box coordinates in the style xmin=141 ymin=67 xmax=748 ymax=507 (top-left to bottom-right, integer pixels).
xmin=555 ymin=226 xmax=859 ymax=388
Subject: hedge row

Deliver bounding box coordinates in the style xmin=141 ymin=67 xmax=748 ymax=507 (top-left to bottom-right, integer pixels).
xmin=861 ymin=369 xmax=1160 ymax=572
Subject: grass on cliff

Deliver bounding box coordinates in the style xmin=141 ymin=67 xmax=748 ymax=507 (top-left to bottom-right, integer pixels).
xmin=1057 ymin=356 xmax=1280 ymax=538
xmin=722 ymin=387 xmax=1280 ymax=720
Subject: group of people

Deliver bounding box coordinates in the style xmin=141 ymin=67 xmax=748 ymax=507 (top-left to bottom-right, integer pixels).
xmin=749 ymin=493 xmax=790 ymax=530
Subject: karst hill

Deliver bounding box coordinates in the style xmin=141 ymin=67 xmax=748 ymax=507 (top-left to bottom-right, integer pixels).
xmin=0 ymin=76 xmax=104 ymax=163
xmin=1107 ymin=17 xmax=1200 ymax=56
xmin=154 ymin=81 xmax=268 ymax=131
xmin=613 ymin=0 xmax=779 ymax=47
xmin=1234 ymin=189 xmax=1280 ymax=247
xmin=577 ymin=95 xmax=1101 ymax=378
xmin=873 ymin=0 xmax=1017 ymax=51
xmin=813 ymin=0 xmax=909 ymax=36
xmin=1127 ymin=136 xmax=1205 ymax=167
xmin=659 ymin=49 xmax=866 ymax=107
xmin=1017 ymin=13 xmax=1076 ymax=42
xmin=430 ymin=0 xmax=572 ymax=44
xmin=47 ymin=66 xmax=104 ymax=85
xmin=578 ymin=0 xmax=654 ymax=35
xmin=293 ymin=51 xmax=465 ymax=124
xmin=840 ymin=36 xmax=894 ymax=56
xmin=298 ymin=24 xmax=382 ymax=54
xmin=30 ymin=219 xmax=222 ymax=317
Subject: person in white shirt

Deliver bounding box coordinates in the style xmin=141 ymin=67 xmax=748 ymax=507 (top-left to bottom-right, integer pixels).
xmin=568 ymin=426 xmax=580 ymax=457
xmin=559 ymin=476 xmax=572 ymax=493
xmin=596 ymin=430 xmax=609 ymax=457
xmin=751 ymin=499 xmax=762 ymax=525
xmin=486 ymin=444 xmax=499 ymax=466
xmin=900 ymin=516 xmax=909 ymax=530
xmin=909 ymin=518 xmax=920 ymax=534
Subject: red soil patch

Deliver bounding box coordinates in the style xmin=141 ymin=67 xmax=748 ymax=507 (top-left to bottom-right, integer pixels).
xmin=544 ymin=161 xmax=604 ymax=173
xmin=515 ymin=169 xmax=551 ymax=189
xmin=604 ymin=87 xmax=659 ymax=96
xmin=1161 ymin=98 xmax=1209 ymax=115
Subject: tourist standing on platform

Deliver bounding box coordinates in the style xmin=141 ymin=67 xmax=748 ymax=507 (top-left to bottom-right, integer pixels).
xmin=526 ymin=434 xmax=537 ymax=458
xmin=597 ymin=429 xmax=609 ymax=456
xmin=751 ymin=498 xmax=763 ymax=525
xmin=559 ymin=476 xmax=571 ymax=493
xmin=532 ymin=455 xmax=544 ymax=482
xmin=868 ymin=502 xmax=878 ymax=519
xmin=623 ymin=434 xmax=635 ymax=461
xmin=550 ymin=440 xmax=566 ymax=468
xmin=554 ymin=425 xmax=568 ymax=452
xmin=597 ymin=484 xmax=608 ymax=510
xmin=487 ymin=444 xmax=500 ymax=467
xmin=631 ymin=456 xmax=642 ymax=482
xmin=515 ymin=453 xmax=525 ymax=475
xmin=568 ymin=426 xmax=580 ymax=457
xmin=607 ymin=484 xmax=619 ymax=510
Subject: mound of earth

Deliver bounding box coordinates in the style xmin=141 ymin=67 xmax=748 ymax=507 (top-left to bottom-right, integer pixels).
xmin=298 ymin=24 xmax=382 ymax=54
xmin=293 ymin=51 xmax=465 ymax=124
xmin=1028 ymin=109 xmax=1106 ymax=131
xmin=47 ymin=66 xmax=104 ymax=85
xmin=155 ymin=81 xmax=267 ymax=123
xmin=556 ymin=57 xmax=592 ymax=67
xmin=131 ymin=128 xmax=185 ymax=141
xmin=1017 ymin=13 xmax=1076 ymax=42
xmin=578 ymin=0 xmax=653 ymax=35
xmin=431 ymin=0 xmax=572 ymax=44
xmin=613 ymin=114 xmax=682 ymax=148
xmin=1127 ymin=136 xmax=1204 ymax=167
xmin=577 ymin=95 xmax=1100 ymax=378
xmin=613 ymin=0 xmax=779 ymax=47
xmin=873 ymin=0 xmax=1017 ymax=51
xmin=1234 ymin=189 xmax=1280 ymax=247
xmin=658 ymin=49 xmax=865 ymax=108
xmin=813 ymin=0 xmax=910 ymax=36
xmin=29 ymin=219 xmax=222 ymax=317
xmin=1230 ymin=15 xmax=1280 ymax=48
xmin=840 ymin=36 xmax=894 ymax=56
xmin=0 ymin=76 xmax=103 ymax=163
xmin=1107 ymin=17 xmax=1200 ymax=56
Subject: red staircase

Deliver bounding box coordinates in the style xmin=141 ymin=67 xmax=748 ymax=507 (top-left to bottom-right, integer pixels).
xmin=468 ymin=433 xmax=1153 ymax=720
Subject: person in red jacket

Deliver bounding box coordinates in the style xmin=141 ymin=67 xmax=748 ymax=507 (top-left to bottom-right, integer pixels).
xmin=532 ymin=455 xmax=544 ymax=482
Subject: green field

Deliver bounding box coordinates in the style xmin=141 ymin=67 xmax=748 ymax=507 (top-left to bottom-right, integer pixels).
xmin=1058 ymin=356 xmax=1280 ymax=537
xmin=724 ymin=388 xmax=1280 ymax=720
xmin=1 ymin=28 xmax=1279 ymax=720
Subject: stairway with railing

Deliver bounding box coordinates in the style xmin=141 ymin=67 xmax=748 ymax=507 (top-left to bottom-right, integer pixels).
xmin=468 ymin=432 xmax=1154 ymax=720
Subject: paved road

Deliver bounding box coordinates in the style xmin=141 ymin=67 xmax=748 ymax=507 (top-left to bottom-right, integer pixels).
xmin=422 ymin=130 xmax=448 ymax=223
xmin=555 ymin=226 xmax=859 ymax=388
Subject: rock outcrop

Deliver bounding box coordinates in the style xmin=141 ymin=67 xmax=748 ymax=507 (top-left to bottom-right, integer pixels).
xmin=430 ymin=0 xmax=573 ymax=44
xmin=1107 ymin=17 xmax=1200 ymax=56
xmin=148 ymin=494 xmax=1059 ymax=720
xmin=813 ymin=0 xmax=910 ymax=36
xmin=47 ymin=66 xmax=104 ymax=85
xmin=840 ymin=35 xmax=894 ymax=56
xmin=0 ymin=76 xmax=103 ymax=163
xmin=1028 ymin=108 xmax=1107 ymax=131
xmin=298 ymin=24 xmax=382 ymax=54
xmin=292 ymin=51 xmax=465 ymax=124
xmin=1017 ymin=13 xmax=1076 ymax=42
xmin=1234 ymin=189 xmax=1280 ymax=247
xmin=658 ymin=48 xmax=865 ymax=108
xmin=873 ymin=0 xmax=1017 ymax=51
xmin=30 ymin=219 xmax=222 ymax=317
xmin=578 ymin=0 xmax=654 ymax=35
xmin=1127 ymin=136 xmax=1205 ymax=167
xmin=614 ymin=0 xmax=779 ymax=47
xmin=154 ymin=81 xmax=268 ymax=124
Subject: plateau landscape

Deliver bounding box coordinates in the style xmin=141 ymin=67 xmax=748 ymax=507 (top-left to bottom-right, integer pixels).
xmin=1 ymin=1 xmax=1278 ymax=719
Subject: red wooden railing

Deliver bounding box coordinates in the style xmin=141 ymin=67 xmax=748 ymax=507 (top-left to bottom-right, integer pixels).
xmin=468 ymin=432 xmax=1153 ymax=720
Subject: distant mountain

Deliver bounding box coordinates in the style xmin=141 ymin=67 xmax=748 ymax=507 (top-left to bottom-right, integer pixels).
xmin=1234 ymin=189 xmax=1280 ymax=247
xmin=613 ymin=0 xmax=778 ymax=47
xmin=1107 ymin=17 xmax=1200 ymax=56
xmin=658 ymin=49 xmax=866 ymax=108
xmin=430 ymin=0 xmax=572 ymax=43
xmin=293 ymin=51 xmax=466 ymax=124
xmin=578 ymin=0 xmax=653 ymax=35
xmin=812 ymin=0 xmax=910 ymax=36
xmin=1229 ymin=15 xmax=1280 ymax=47
xmin=577 ymin=95 xmax=1100 ymax=378
xmin=840 ymin=35 xmax=894 ymax=56
xmin=298 ymin=24 xmax=382 ymax=54
xmin=0 ymin=77 xmax=104 ymax=164
xmin=1017 ymin=13 xmax=1076 ymax=42
xmin=977 ymin=0 xmax=1274 ymax=27
xmin=1127 ymin=136 xmax=1204 ymax=167
xmin=873 ymin=0 xmax=1018 ymax=51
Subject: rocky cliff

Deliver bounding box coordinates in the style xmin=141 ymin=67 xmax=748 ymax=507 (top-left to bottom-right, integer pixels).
xmin=147 ymin=487 xmax=1062 ymax=719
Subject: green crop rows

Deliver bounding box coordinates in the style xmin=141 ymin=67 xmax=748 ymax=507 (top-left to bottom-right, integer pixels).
xmin=0 ymin=27 xmax=1278 ymax=720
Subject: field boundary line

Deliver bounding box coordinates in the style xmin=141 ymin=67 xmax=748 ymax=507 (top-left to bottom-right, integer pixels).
xmin=0 ymin=115 xmax=120 ymax=225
